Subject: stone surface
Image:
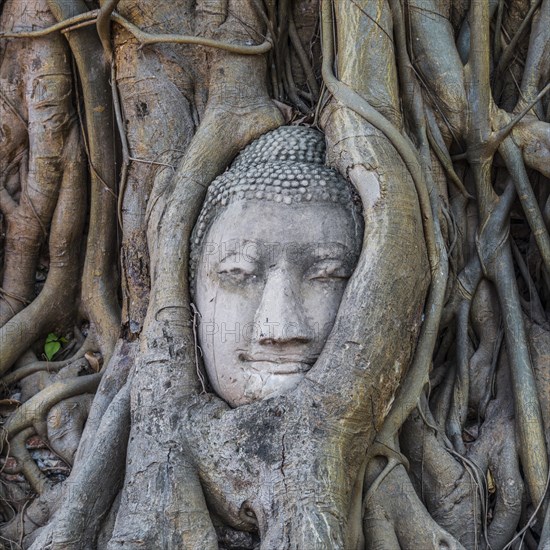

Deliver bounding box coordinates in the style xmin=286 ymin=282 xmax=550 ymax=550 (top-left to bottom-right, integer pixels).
xmin=191 ymin=126 xmax=363 ymax=407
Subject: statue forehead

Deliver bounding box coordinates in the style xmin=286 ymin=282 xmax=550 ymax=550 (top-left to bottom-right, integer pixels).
xmin=206 ymin=199 xmax=360 ymax=246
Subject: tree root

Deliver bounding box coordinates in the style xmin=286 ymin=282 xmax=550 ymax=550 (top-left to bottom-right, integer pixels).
xmin=47 ymin=394 xmax=94 ymax=465
xmin=469 ymin=280 xmax=501 ymax=417
xmin=0 ymin=5 xmax=76 ymax=326
xmin=486 ymin=242 xmax=549 ymax=507
xmin=288 ymin=13 xmax=319 ymax=101
xmin=320 ymin=0 xmax=443 ymax=438
xmin=364 ymin=463 xmax=466 ymax=550
xmin=2 ymin=0 xmax=549 ymax=548
xmin=518 ymin=0 xmax=549 ymax=114
xmin=465 ymin=0 xmax=549 ymax=513
xmin=96 ymin=0 xmax=119 ymax=62
xmin=73 ymin=339 xmax=134 ymax=465
xmin=500 ymin=137 xmax=550 ymax=286
xmin=1 ymin=373 xmax=102 ymax=448
xmin=468 ymin=370 xmax=524 ymax=549
xmin=540 ymin=501 xmax=550 ymax=549
xmin=494 ymin=0 xmax=543 ymax=82
xmin=0 ymin=123 xmax=86 ymax=375
xmin=0 ymin=11 xmax=99 ymax=39
xmin=0 ymin=7 xmax=272 ymax=56
xmin=446 ymin=299 xmax=473 ymax=453
xmin=1 ymin=337 xmax=94 ymax=388
xmin=111 ymin=13 xmax=272 ymax=55
xmin=28 ymin=376 xmax=131 ymax=550
xmin=401 ymin=407 xmax=479 ymax=547
xmin=110 ymin=1 xmax=284 ymax=543
xmin=47 ymin=0 xmax=121 ymax=362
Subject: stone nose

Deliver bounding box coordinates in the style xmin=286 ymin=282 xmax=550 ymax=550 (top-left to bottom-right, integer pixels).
xmin=253 ymin=267 xmax=312 ymax=345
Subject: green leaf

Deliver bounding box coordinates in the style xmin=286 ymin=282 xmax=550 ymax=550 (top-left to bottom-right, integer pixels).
xmin=44 ymin=341 xmax=61 ymax=361
xmin=45 ymin=333 xmax=58 ymax=344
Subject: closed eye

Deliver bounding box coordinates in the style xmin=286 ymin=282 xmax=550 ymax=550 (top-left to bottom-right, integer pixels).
xmin=305 ymin=260 xmax=351 ymax=281
xmin=217 ymin=266 xmax=258 ymax=283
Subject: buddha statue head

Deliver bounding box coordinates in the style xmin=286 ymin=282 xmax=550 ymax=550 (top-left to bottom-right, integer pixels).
xmin=190 ymin=126 xmax=364 ymax=407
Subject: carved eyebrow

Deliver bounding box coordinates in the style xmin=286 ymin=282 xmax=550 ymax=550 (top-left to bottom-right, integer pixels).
xmin=217 ymin=241 xmax=354 ymax=265
xmin=308 ymin=242 xmax=352 ymax=258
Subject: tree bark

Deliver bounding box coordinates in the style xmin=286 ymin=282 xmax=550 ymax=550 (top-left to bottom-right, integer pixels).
xmin=0 ymin=0 xmax=549 ymax=548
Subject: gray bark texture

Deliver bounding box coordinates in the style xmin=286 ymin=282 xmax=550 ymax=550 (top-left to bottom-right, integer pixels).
xmin=0 ymin=0 xmax=549 ymax=548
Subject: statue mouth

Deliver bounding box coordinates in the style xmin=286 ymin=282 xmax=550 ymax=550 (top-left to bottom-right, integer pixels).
xmin=238 ymin=352 xmax=315 ymax=374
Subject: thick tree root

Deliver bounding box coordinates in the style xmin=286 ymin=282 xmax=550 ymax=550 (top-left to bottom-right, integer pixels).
xmin=111 ymin=12 xmax=272 ymax=54
xmin=71 ymin=341 xmax=134 ymax=466
xmin=2 ymin=351 xmax=92 ymax=388
xmin=0 ymin=0 xmax=75 ymax=327
xmin=47 ymin=0 xmax=121 ymax=362
xmin=0 ymin=10 xmax=99 ymax=39
xmin=0 ymin=123 xmax=86 ymax=375
xmin=2 ymin=0 xmax=550 ymax=547
xmin=364 ymin=463 xmax=466 ymax=550
xmin=28 ymin=377 xmax=131 ymax=550
xmin=46 ymin=394 xmax=94 ymax=465
xmin=321 ymin=0 xmax=447 ymax=447
xmin=2 ymin=373 xmax=102 ymax=448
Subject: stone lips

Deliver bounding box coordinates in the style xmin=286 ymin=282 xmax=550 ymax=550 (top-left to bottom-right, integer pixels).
xmin=189 ymin=125 xmax=362 ymax=288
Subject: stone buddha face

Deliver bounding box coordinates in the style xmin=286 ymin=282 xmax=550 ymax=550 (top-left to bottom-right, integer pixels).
xmin=191 ymin=127 xmax=363 ymax=407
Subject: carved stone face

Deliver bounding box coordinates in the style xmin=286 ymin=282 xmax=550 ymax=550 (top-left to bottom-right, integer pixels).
xmin=194 ymin=199 xmax=362 ymax=407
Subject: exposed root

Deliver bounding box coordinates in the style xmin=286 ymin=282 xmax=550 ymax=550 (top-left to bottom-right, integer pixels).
xmin=288 ymin=13 xmax=319 ymax=101
xmin=111 ymin=13 xmax=272 ymax=54
xmin=47 ymin=394 xmax=94 ymax=465
xmin=110 ymin=1 xmax=284 ymax=543
xmin=28 ymin=377 xmax=132 ymax=550
xmin=96 ymin=0 xmax=119 ymax=62
xmin=0 ymin=11 xmax=99 ymax=39
xmin=1 ymin=338 xmax=94 ymax=388
xmin=2 ymin=373 xmax=102 ymax=447
xmin=1 ymin=0 xmax=550 ymax=547
xmin=0 ymin=9 xmax=76 ymax=326
xmin=364 ymin=463 xmax=466 ymax=550
xmin=47 ymin=0 xmax=121 ymax=362
xmin=0 ymin=8 xmax=271 ymax=55
xmin=73 ymin=339 xmax=134 ymax=465
xmin=0 ymin=122 xmax=86 ymax=375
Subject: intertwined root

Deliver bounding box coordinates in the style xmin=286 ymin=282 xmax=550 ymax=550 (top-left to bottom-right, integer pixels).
xmin=1 ymin=0 xmax=550 ymax=548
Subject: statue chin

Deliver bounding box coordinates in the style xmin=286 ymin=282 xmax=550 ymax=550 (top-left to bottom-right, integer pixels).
xmin=217 ymin=371 xmax=306 ymax=407
xmin=191 ymin=126 xmax=363 ymax=407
